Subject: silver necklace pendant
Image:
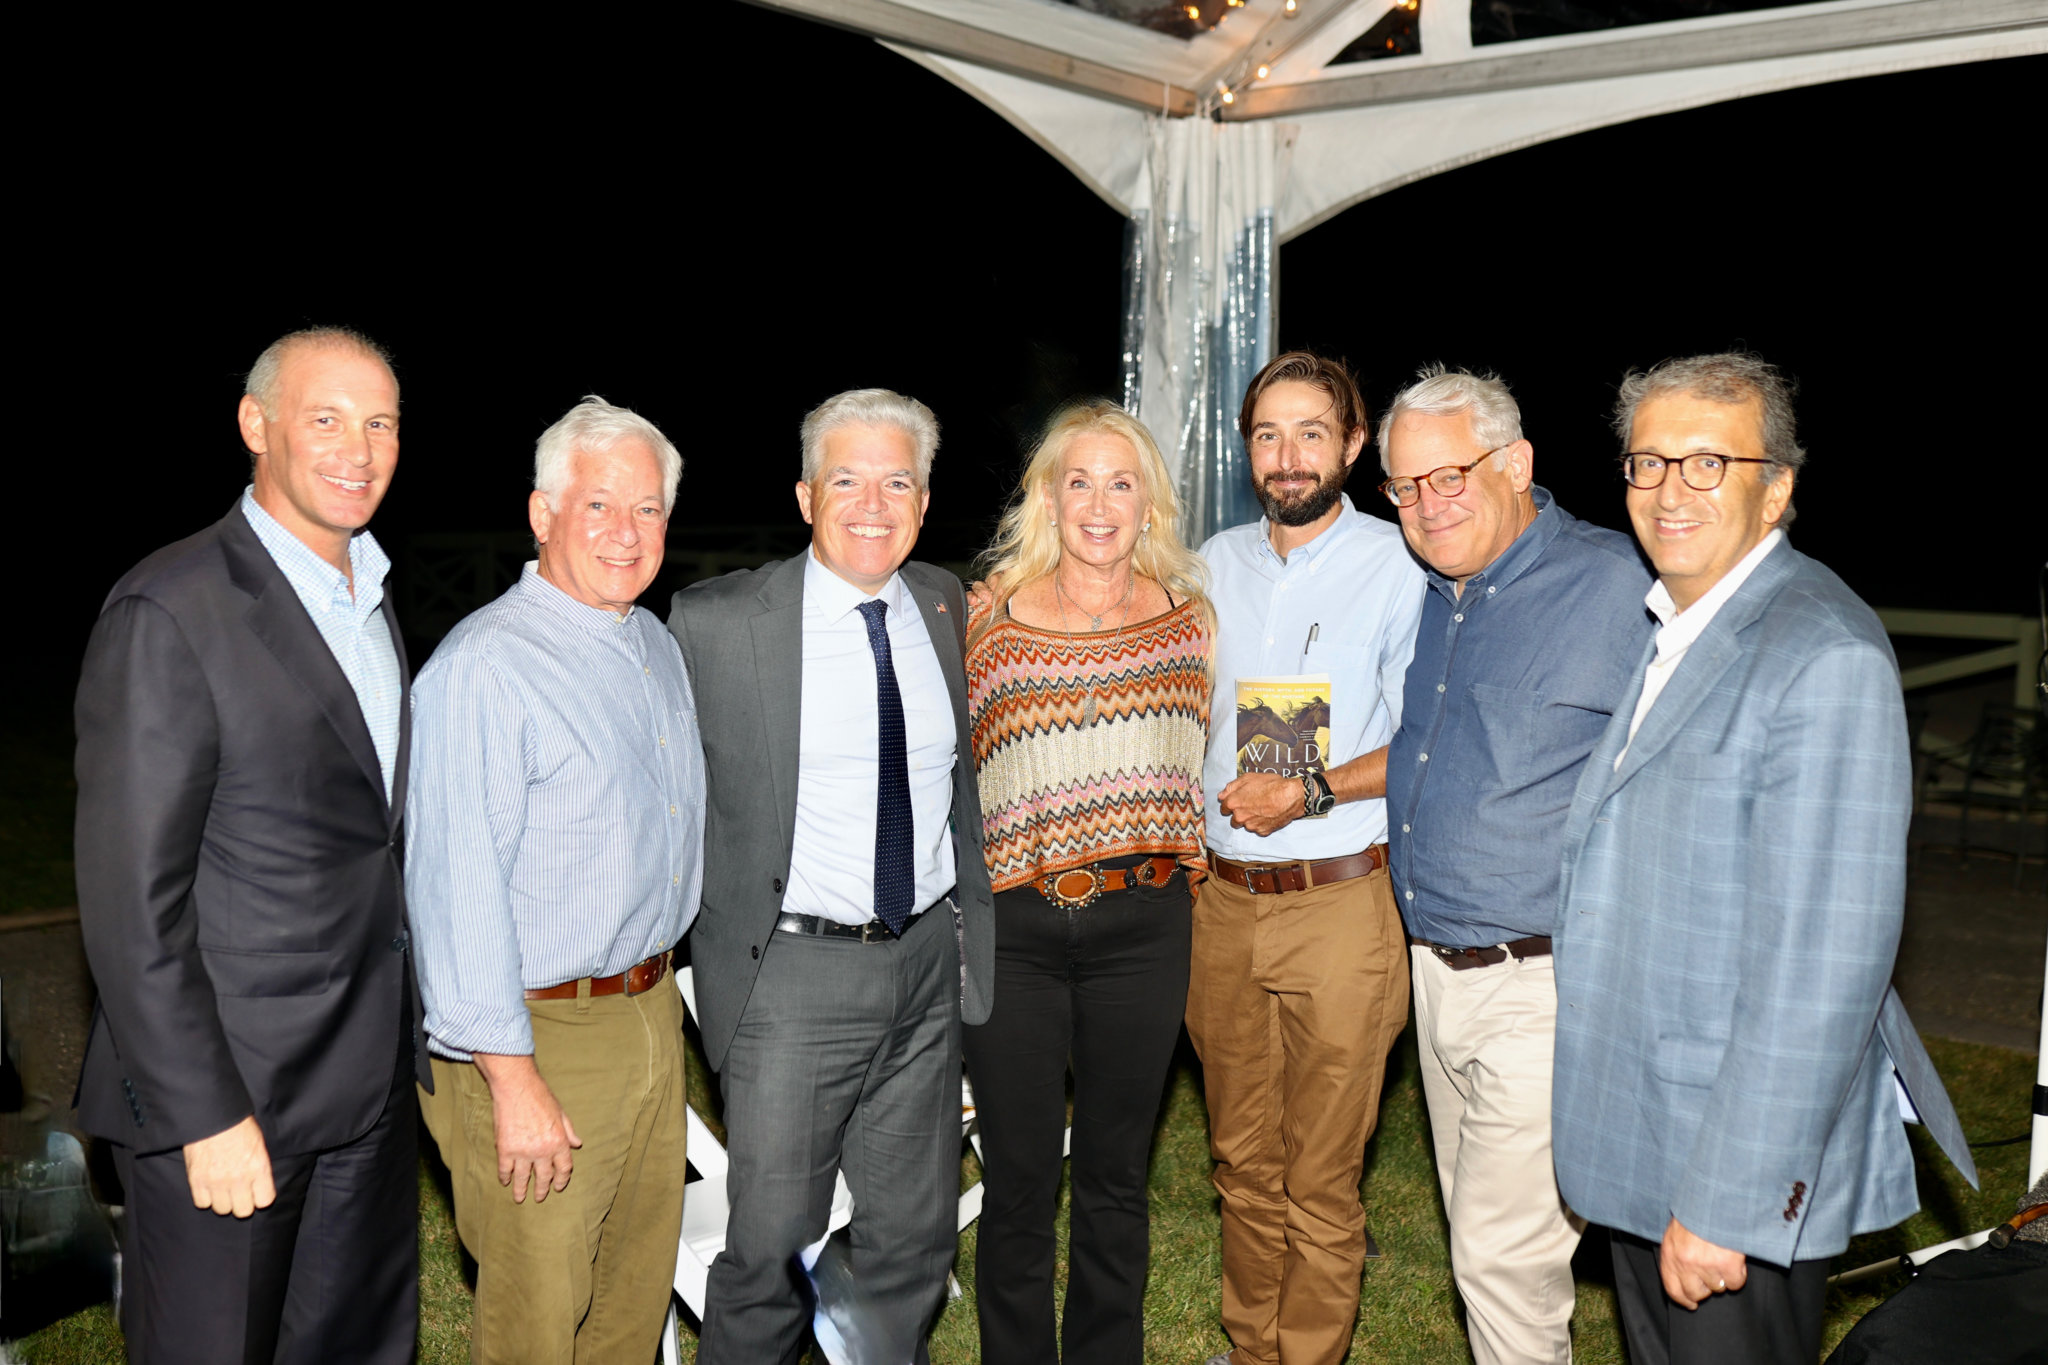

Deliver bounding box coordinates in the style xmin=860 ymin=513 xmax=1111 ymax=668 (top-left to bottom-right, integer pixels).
xmin=1084 ymin=692 xmax=1099 ymax=727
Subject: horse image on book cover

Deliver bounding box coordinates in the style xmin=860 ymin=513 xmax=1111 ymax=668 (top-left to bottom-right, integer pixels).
xmin=1236 ymin=674 xmax=1332 ymax=817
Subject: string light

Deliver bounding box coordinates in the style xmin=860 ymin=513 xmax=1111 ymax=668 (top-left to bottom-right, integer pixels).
xmin=1221 ymin=88 xmax=1236 ymax=105
xmin=1255 ymin=63 xmax=1270 ymax=79
xmin=1185 ymin=4 xmax=1200 ymax=19
xmin=1283 ymin=0 xmax=1299 ymax=13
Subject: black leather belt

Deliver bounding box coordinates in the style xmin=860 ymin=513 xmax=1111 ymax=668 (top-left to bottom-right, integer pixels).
xmin=1409 ymin=934 xmax=1552 ymax=970
xmin=775 ymin=911 xmax=906 ymax=944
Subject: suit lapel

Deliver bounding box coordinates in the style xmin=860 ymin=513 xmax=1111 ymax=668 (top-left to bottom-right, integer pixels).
xmin=904 ymin=563 xmax=969 ymax=723
xmin=383 ymin=591 xmax=411 ymax=825
xmin=1560 ymin=636 xmax=1654 ymax=862
xmin=749 ymin=556 xmax=808 ymax=857
xmin=1607 ymin=629 xmax=1743 ymax=791
xmin=1608 ymin=541 xmax=1801 ymax=792
xmin=221 ymin=511 xmax=390 ymax=814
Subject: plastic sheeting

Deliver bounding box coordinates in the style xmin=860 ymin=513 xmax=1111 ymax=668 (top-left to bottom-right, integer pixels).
xmin=1122 ymin=118 xmax=1283 ymax=545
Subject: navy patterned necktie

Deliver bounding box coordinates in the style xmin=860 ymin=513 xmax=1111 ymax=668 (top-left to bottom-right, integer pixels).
xmin=857 ymin=599 xmax=915 ymax=936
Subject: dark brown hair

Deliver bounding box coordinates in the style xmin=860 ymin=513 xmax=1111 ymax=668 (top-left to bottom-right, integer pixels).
xmin=1237 ymin=351 xmax=1369 ymax=449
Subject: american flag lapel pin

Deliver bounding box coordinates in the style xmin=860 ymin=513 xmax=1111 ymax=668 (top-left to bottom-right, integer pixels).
xmin=936 ymin=601 xmax=948 ymax=613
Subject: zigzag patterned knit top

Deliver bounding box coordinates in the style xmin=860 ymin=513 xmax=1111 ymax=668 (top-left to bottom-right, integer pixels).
xmin=965 ymin=595 xmax=1211 ymax=893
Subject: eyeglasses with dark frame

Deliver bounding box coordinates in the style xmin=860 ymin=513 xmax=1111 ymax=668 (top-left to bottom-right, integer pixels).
xmin=1620 ymin=451 xmax=1774 ymax=492
xmin=1378 ymin=445 xmax=1511 ymax=508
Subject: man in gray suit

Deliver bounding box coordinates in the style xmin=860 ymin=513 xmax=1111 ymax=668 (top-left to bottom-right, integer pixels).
xmin=668 ymin=388 xmax=994 ymax=1363
xmin=1551 ymin=354 xmax=1976 ymax=1364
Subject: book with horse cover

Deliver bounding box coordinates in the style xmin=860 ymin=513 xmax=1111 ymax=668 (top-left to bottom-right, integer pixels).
xmin=1235 ymin=674 xmax=1333 ymax=817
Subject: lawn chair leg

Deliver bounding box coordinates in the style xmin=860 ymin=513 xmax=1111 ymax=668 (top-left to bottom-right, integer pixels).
xmin=661 ymin=1299 xmax=682 ymax=1365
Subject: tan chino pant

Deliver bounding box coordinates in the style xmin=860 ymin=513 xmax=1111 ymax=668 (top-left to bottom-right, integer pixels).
xmin=1411 ymin=946 xmax=1581 ymax=1365
xmin=421 ymin=979 xmax=688 ymax=1365
xmin=1186 ymin=866 xmax=1410 ymax=1365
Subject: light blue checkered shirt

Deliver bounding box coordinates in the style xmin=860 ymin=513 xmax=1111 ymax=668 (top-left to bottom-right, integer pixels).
xmin=239 ymin=488 xmax=402 ymax=801
xmin=405 ymin=564 xmax=706 ymax=1059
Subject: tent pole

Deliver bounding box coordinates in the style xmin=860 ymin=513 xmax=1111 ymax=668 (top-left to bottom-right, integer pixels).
xmin=2030 ymin=933 xmax=2047 ymax=1189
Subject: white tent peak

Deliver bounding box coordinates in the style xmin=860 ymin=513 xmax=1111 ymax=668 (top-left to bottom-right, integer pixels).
xmin=748 ymin=0 xmax=2044 ymax=533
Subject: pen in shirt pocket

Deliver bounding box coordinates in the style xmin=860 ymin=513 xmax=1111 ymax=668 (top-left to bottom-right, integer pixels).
xmin=1299 ymin=622 xmax=1319 ymax=674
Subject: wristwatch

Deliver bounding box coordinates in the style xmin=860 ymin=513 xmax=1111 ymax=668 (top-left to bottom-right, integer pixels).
xmin=1300 ymin=770 xmax=1337 ymax=817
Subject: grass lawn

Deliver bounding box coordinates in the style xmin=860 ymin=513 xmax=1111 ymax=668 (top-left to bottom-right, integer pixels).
xmin=10 ymin=1029 xmax=2035 ymax=1364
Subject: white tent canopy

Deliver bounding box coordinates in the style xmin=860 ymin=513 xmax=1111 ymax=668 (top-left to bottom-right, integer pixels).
xmin=754 ymin=0 xmax=2046 ymax=531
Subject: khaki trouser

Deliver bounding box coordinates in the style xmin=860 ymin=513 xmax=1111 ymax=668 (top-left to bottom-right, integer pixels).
xmin=421 ymin=980 xmax=687 ymax=1365
xmin=1411 ymin=945 xmax=1582 ymax=1365
xmin=1186 ymin=865 xmax=1410 ymax=1365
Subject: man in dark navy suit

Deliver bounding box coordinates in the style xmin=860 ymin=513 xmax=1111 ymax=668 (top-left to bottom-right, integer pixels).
xmin=74 ymin=327 xmax=425 ymax=1364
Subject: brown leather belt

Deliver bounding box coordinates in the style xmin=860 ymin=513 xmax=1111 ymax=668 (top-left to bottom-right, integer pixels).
xmin=1409 ymin=935 xmax=1553 ymax=970
xmin=1038 ymin=856 xmax=1182 ymax=909
xmin=524 ymin=949 xmax=673 ymax=1001
xmin=1207 ymin=844 xmax=1387 ymax=896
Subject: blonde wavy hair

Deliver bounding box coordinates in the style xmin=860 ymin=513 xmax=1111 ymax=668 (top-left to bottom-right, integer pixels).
xmin=971 ymin=401 xmax=1211 ymax=648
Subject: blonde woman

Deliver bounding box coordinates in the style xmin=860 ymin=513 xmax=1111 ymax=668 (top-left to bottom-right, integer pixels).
xmin=962 ymin=401 xmax=1211 ymax=1365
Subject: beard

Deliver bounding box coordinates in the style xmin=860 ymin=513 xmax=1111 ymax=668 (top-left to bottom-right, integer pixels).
xmin=1257 ymin=465 xmax=1348 ymax=527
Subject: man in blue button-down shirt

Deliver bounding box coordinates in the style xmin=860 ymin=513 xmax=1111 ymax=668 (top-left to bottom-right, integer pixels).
xmin=1381 ymin=366 xmax=1650 ymax=1365
xmin=1190 ymin=352 xmax=1425 ymax=1365
xmin=408 ymin=397 xmax=706 ymax=1363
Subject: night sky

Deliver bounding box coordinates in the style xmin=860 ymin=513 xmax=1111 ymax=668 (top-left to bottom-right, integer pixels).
xmin=29 ymin=7 xmax=2042 ymax=694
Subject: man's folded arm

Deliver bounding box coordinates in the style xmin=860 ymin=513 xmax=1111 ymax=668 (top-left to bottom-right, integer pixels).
xmin=74 ymin=595 xmax=253 ymax=1149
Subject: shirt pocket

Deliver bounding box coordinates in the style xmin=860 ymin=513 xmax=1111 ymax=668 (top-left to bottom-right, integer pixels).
xmin=1301 ymin=643 xmax=1370 ymax=753
xmin=670 ymin=705 xmax=707 ymax=805
xmin=1467 ymin=683 xmax=1545 ymax=786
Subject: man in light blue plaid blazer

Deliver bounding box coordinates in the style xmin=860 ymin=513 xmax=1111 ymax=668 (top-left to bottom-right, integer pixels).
xmin=1551 ymin=354 xmax=1977 ymax=1365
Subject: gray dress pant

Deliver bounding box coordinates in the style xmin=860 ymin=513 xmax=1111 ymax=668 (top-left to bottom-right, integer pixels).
xmin=698 ymin=904 xmax=961 ymax=1365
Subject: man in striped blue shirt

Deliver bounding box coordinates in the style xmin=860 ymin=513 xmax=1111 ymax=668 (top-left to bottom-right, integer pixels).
xmin=408 ymin=397 xmax=706 ymax=1362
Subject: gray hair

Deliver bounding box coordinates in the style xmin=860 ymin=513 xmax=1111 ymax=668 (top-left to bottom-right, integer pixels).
xmin=245 ymin=326 xmax=395 ymax=417
xmin=1613 ymin=352 xmax=1805 ymax=524
xmin=1376 ymin=363 xmax=1523 ymax=473
xmin=535 ymin=396 xmax=684 ymax=514
xmin=800 ymin=389 xmax=940 ymax=487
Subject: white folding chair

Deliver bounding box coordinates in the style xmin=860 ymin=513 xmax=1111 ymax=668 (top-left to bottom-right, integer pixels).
xmin=661 ymin=966 xmax=856 ymax=1364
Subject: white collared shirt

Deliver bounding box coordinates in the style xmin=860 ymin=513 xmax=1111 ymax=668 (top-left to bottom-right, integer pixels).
xmin=786 ymin=550 xmax=959 ymax=925
xmin=1617 ymin=529 xmax=1784 ymax=768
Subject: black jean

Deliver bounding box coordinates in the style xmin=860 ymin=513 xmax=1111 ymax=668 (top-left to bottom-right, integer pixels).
xmin=960 ymin=862 xmax=1193 ymax=1365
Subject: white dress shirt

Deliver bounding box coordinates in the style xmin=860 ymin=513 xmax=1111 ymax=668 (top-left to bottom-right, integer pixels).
xmin=786 ymin=551 xmax=959 ymax=925
xmin=1618 ymin=529 xmax=1784 ymax=768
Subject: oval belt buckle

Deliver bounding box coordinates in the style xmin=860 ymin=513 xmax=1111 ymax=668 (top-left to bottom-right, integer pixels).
xmin=1044 ymin=865 xmax=1107 ymax=909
